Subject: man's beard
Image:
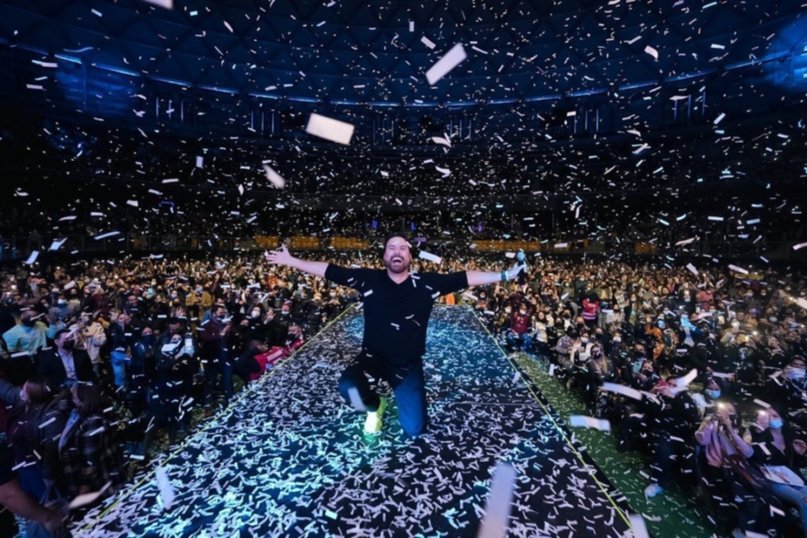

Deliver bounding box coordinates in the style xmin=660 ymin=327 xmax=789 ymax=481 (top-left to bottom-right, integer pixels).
xmin=384 ymin=256 xmax=409 ymax=274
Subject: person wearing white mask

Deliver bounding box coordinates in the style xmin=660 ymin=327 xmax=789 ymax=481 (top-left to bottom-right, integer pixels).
xmin=745 ymin=407 xmax=807 ymax=533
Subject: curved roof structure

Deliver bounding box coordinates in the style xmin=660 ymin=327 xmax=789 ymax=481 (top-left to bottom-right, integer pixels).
xmin=2 ymin=0 xmax=805 ymax=107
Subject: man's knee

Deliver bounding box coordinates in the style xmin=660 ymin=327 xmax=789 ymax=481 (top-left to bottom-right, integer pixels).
xmin=401 ymin=417 xmax=426 ymax=437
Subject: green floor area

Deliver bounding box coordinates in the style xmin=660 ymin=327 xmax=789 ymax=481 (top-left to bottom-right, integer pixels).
xmin=512 ymin=352 xmax=719 ymax=538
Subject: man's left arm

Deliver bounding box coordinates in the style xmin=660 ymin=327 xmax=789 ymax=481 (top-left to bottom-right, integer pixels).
xmin=466 ymin=264 xmax=526 ymax=288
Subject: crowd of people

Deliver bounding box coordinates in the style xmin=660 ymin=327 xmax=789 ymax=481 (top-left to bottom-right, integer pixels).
xmin=0 ymin=254 xmax=361 ymax=536
xmin=478 ymin=259 xmax=807 ymax=537
xmin=0 ymin=249 xmax=804 ymax=536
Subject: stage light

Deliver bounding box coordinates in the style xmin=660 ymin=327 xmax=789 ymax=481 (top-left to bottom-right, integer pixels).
xmin=765 ymin=18 xmax=807 ymax=91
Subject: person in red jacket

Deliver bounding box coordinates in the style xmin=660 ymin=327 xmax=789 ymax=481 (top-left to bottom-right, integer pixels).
xmin=581 ymin=294 xmax=601 ymax=329
xmin=505 ymin=302 xmax=533 ymax=352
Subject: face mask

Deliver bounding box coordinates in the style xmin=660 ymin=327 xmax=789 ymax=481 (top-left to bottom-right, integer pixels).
xmin=519 ymin=310 xmax=527 ymax=315
xmin=329 ymin=291 xmax=336 ymax=298
xmin=769 ymin=419 xmax=784 ymax=429
xmin=613 ymin=338 xmax=621 ymax=344
xmin=251 ymin=310 xmax=260 ymax=318
xmin=787 ymin=368 xmax=805 ymax=380
xmin=61 ymin=340 xmax=75 ymax=352
xmin=706 ymin=389 xmax=721 ymax=400
xmin=505 ymin=307 xmax=511 ymax=314
xmin=281 ymin=311 xmax=289 ymax=316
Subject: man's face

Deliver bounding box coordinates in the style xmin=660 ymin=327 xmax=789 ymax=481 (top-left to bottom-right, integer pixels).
xmin=383 ymin=237 xmax=412 ymax=275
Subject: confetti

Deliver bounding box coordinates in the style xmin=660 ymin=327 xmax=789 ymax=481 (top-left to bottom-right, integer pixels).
xmin=568 ymin=415 xmax=611 ymax=432
xmin=263 ymin=164 xmax=287 ymax=189
xmin=420 ymin=36 xmax=436 ymax=49
xmin=141 ymin=0 xmax=173 ymax=7
xmin=425 ymin=44 xmax=467 ymax=85
xmin=418 ymin=251 xmax=442 ymax=264
xmin=305 ymin=113 xmax=355 ymax=145
xmin=478 ymin=462 xmax=517 ymax=538
xmin=23 ymin=251 xmax=39 ymax=265
xmin=155 ymin=466 xmax=176 ymax=510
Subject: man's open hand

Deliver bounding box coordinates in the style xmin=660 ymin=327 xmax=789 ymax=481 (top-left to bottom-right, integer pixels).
xmin=265 ymin=244 xmax=294 ymax=267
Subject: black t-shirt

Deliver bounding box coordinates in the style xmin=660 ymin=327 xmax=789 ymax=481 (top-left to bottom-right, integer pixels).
xmin=325 ymin=265 xmax=468 ymax=366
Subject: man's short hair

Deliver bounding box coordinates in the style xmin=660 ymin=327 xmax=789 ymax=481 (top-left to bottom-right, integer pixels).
xmin=53 ymin=328 xmax=70 ymax=342
xmin=382 ymin=232 xmax=411 ymax=251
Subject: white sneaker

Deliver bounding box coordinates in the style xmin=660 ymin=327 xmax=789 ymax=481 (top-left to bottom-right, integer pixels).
xmin=363 ymin=397 xmax=387 ymax=435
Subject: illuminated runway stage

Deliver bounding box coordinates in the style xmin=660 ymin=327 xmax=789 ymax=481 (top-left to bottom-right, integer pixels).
xmin=80 ymin=306 xmax=636 ymax=537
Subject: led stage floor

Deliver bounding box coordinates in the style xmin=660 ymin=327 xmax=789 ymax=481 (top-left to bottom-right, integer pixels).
xmin=79 ymin=306 xmax=637 ymax=537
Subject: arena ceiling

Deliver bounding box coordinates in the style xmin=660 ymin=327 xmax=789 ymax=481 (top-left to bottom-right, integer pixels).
xmin=2 ymin=0 xmax=805 ymax=108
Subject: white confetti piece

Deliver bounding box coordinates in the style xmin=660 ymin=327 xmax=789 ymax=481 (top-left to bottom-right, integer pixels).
xmin=643 ymin=45 xmax=658 ymax=60
xmin=431 ymin=135 xmax=451 ymax=147
xmin=94 ymin=231 xmax=121 ymax=240
xmin=601 ymin=383 xmax=642 ymax=401
xmin=68 ymin=486 xmax=107 ymax=509
xmin=418 ymin=251 xmax=442 ymax=264
xmin=628 ymin=514 xmax=650 ymax=538
xmin=478 ymin=462 xmax=517 ymax=538
xmin=728 ymin=264 xmax=748 ymax=275
xmin=305 ymin=113 xmax=354 ymax=145
xmin=568 ymin=416 xmax=611 ymax=432
xmin=141 ymin=0 xmax=173 ymax=7
xmin=48 ymin=237 xmax=67 ymax=252
xmin=426 ymin=43 xmax=467 ymax=85
xmin=420 ymin=36 xmax=436 ymax=49
xmin=435 ymin=165 xmax=451 ymax=177
xmin=263 ymin=164 xmax=287 ymax=189
xmin=155 ymin=466 xmax=176 ymax=510
xmin=195 ymin=156 xmax=204 ymax=168
xmin=672 ymin=369 xmax=698 ymax=387
xmin=713 ymin=112 xmax=726 ymax=125
xmin=23 ymin=251 xmax=39 ymax=265
xmin=685 ymin=263 xmax=698 ymax=275
xmin=793 ymin=242 xmax=807 ymax=251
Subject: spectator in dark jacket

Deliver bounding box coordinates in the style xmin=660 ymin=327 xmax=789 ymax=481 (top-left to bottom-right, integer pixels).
xmin=746 ymin=406 xmax=807 ymax=532
xmin=144 ymin=320 xmax=195 ymax=457
xmin=199 ymin=305 xmax=233 ymax=407
xmin=36 ymin=329 xmax=95 ymax=392
xmin=58 ymin=383 xmax=124 ymax=499
xmin=0 ymin=378 xmax=68 ymax=505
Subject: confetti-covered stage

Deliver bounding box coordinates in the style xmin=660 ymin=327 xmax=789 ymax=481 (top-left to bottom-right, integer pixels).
xmin=79 ymin=306 xmax=635 ymax=537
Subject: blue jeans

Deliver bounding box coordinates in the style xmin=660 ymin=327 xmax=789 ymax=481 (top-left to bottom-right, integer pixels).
xmin=338 ymin=360 xmax=427 ymax=437
xmin=769 ymin=482 xmax=807 ymax=532
xmin=111 ymin=350 xmax=129 ymax=389
xmin=506 ymin=331 xmax=533 ymax=352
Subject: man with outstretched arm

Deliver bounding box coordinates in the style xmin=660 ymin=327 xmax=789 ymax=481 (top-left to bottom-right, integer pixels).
xmin=264 ymin=234 xmax=524 ymax=437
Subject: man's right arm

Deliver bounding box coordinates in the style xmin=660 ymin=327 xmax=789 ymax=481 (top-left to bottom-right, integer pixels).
xmin=265 ymin=245 xmax=328 ymax=279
